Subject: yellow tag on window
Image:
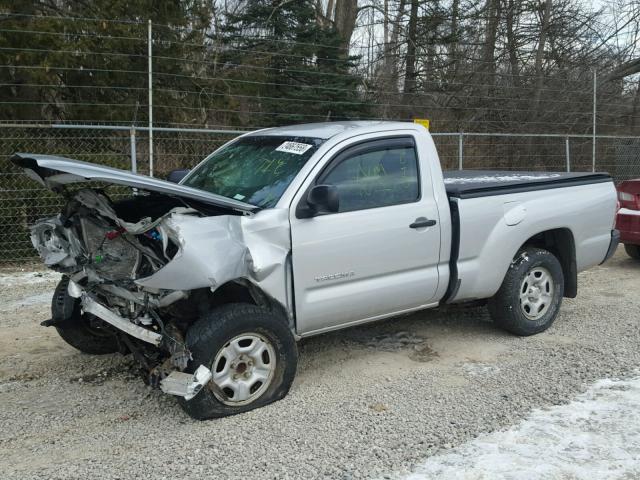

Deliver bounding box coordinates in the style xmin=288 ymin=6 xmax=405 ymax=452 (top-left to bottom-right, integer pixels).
xmin=413 ymin=118 xmax=430 ymax=130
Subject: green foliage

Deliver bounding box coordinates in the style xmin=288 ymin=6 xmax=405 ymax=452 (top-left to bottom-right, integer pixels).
xmin=0 ymin=0 xmax=370 ymax=127
xmin=0 ymin=2 xmax=208 ymax=124
xmin=216 ymin=0 xmax=369 ymax=126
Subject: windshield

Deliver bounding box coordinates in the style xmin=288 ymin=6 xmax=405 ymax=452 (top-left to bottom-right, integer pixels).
xmin=182 ymin=135 xmax=324 ymax=208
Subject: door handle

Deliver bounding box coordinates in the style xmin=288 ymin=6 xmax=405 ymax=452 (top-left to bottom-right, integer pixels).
xmin=410 ymin=218 xmax=437 ymax=229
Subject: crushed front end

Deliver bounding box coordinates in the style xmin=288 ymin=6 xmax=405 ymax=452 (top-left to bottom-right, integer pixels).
xmin=12 ymin=152 xmax=293 ymax=412
xmin=35 ymin=188 xmax=221 ymax=398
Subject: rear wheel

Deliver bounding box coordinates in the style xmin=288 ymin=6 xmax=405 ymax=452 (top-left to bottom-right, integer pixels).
xmin=179 ymin=303 xmax=297 ymax=420
xmin=488 ymin=247 xmax=564 ymax=336
xmin=624 ymin=244 xmax=640 ymax=260
xmin=52 ymin=277 xmax=119 ymax=354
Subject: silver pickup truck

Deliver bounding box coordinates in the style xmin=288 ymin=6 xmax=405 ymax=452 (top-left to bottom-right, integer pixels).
xmin=12 ymin=121 xmax=619 ymax=419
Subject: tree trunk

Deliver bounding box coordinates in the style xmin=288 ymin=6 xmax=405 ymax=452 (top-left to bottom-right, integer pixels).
xmin=383 ymin=0 xmax=389 ymax=45
xmin=448 ymin=0 xmax=460 ymax=79
xmin=604 ymin=58 xmax=640 ymax=82
xmin=381 ymin=0 xmax=407 ymax=82
xmin=403 ymin=0 xmax=419 ymax=96
xmin=482 ymin=0 xmax=500 ymax=84
xmin=505 ymin=0 xmax=520 ymax=87
xmin=424 ymin=0 xmax=440 ymax=85
xmin=315 ymin=0 xmax=321 ymax=23
xmin=334 ymin=0 xmax=358 ymax=53
xmin=631 ymin=80 xmax=640 ymax=130
xmin=532 ymin=0 xmax=552 ymax=116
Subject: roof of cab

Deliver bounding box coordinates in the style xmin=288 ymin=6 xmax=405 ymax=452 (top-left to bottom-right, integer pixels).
xmin=248 ymin=121 xmax=418 ymax=140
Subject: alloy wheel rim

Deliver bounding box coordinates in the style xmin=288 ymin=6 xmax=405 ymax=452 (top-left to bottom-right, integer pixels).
xmin=519 ymin=266 xmax=554 ymax=320
xmin=210 ymin=332 xmax=276 ymax=406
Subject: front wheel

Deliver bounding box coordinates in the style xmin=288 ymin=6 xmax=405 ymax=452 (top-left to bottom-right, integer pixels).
xmin=52 ymin=277 xmax=119 ymax=354
xmin=179 ymin=303 xmax=297 ymax=420
xmin=488 ymin=247 xmax=564 ymax=336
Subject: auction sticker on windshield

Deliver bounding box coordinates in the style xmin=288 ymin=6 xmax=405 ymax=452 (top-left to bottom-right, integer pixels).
xmin=275 ymin=141 xmax=313 ymax=155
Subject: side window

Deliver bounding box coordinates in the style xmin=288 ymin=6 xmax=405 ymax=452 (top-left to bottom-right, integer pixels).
xmin=322 ymin=145 xmax=420 ymax=213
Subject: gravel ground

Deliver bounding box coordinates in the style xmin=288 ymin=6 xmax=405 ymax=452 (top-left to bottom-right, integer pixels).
xmin=0 ymin=250 xmax=639 ymax=479
xmin=406 ymin=375 xmax=640 ymax=479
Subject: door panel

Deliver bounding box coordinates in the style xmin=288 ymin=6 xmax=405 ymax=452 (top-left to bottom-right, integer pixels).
xmin=290 ymin=136 xmax=441 ymax=335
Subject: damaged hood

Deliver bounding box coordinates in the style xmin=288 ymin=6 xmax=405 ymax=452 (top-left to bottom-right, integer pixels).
xmin=11 ymin=153 xmax=258 ymax=213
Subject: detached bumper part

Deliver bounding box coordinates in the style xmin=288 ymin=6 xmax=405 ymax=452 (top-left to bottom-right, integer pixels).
xmin=601 ymin=229 xmax=620 ymax=264
xmin=79 ymin=293 xmax=210 ymax=400
xmin=160 ymin=365 xmax=213 ymax=400
xmin=80 ymin=293 xmax=162 ymax=346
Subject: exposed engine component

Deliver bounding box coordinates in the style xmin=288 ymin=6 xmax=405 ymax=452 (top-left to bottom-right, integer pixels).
xmin=30 ymin=188 xmax=204 ymax=396
xmin=79 ymin=217 xmax=141 ymax=280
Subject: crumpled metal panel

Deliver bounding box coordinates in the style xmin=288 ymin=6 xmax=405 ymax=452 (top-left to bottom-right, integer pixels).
xmin=135 ymin=208 xmax=291 ymax=310
xmin=28 ymin=188 xmax=292 ymax=315
xmin=30 ymin=216 xmax=84 ymax=267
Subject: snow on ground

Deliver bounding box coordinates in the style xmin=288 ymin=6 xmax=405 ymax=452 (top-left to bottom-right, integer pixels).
xmin=0 ymin=270 xmax=59 ymax=287
xmin=403 ymin=375 xmax=640 ymax=480
xmin=1 ymin=292 xmax=52 ymax=311
xmin=0 ymin=270 xmax=60 ymax=317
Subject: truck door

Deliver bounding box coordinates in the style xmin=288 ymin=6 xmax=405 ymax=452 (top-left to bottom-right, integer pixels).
xmin=289 ymin=136 xmax=441 ymax=335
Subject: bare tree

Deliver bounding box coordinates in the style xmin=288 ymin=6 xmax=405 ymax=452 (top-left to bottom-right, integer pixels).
xmin=532 ymin=0 xmax=553 ymax=116
xmin=403 ymin=0 xmax=419 ymax=96
xmin=481 ymin=0 xmax=500 ymax=84
xmin=505 ymin=0 xmax=521 ymax=86
xmin=447 ymin=0 xmax=461 ymax=78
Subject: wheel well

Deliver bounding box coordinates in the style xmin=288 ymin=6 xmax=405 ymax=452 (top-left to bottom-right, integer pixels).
xmin=520 ymin=228 xmax=577 ymax=298
xmin=161 ymin=281 xmax=293 ymax=338
xmin=210 ymin=280 xmax=258 ymax=306
xmin=212 ymin=280 xmax=290 ymax=319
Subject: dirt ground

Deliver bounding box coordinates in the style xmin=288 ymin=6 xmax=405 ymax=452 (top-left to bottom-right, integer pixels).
xmin=1 ymin=250 xmax=639 ymax=479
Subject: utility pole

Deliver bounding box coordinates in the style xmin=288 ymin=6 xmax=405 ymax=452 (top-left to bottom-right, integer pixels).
xmin=148 ymin=19 xmax=154 ymax=177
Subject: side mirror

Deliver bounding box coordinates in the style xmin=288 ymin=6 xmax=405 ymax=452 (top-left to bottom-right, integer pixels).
xmin=298 ymin=184 xmax=339 ymax=218
xmin=166 ymin=169 xmax=190 ymax=183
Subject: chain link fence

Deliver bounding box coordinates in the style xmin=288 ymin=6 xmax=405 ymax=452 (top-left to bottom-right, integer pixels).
xmin=1 ymin=124 xmax=639 ymax=264
xmin=433 ymin=133 xmax=640 ymax=175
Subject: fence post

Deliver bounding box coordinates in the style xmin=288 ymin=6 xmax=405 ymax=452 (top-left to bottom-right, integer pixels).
xmin=148 ymin=19 xmax=154 ymax=177
xmin=130 ymin=127 xmax=137 ymax=173
xmin=592 ymin=69 xmax=596 ymax=173
xmin=565 ymin=137 xmax=570 ymax=172
xmin=458 ymin=133 xmax=464 ymax=170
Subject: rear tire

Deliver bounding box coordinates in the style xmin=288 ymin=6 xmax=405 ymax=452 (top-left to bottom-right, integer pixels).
xmin=624 ymin=244 xmax=640 ymax=260
xmin=52 ymin=278 xmax=119 ymax=355
xmin=179 ymin=303 xmax=297 ymax=420
xmin=488 ymin=247 xmax=564 ymax=336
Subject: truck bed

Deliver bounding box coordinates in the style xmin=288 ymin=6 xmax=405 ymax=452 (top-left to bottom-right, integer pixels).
xmin=444 ymin=170 xmax=612 ymax=199
xmin=442 ymin=169 xmax=617 ymax=305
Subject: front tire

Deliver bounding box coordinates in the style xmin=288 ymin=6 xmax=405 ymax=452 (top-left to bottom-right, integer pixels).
xmin=624 ymin=244 xmax=640 ymax=260
xmin=52 ymin=277 xmax=119 ymax=355
xmin=488 ymin=247 xmax=564 ymax=336
xmin=179 ymin=303 xmax=297 ymax=420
